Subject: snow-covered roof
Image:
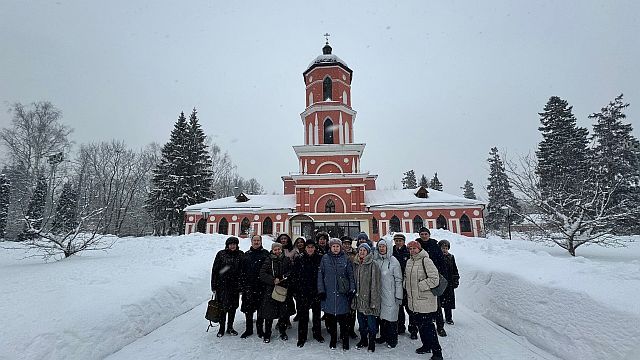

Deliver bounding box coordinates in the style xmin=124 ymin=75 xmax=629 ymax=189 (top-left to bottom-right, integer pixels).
xmin=184 ymin=194 xmax=295 ymax=213
xmin=307 ymin=53 xmax=349 ymax=70
xmin=365 ymin=188 xmax=485 ymax=209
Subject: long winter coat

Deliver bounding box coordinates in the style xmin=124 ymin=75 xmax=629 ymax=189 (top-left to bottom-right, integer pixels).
xmin=211 ymin=247 xmax=244 ymax=311
xmin=317 ymin=250 xmax=355 ymax=315
xmin=290 ymin=251 xmax=322 ymax=308
xmin=352 ymin=253 xmax=381 ymax=316
xmin=374 ymin=239 xmax=403 ymax=321
xmin=258 ymin=252 xmax=292 ymax=320
xmin=240 ymin=246 xmax=270 ymax=313
xmin=419 ymin=238 xmax=449 ymax=279
xmin=440 ymin=253 xmax=460 ymax=310
xmin=404 ymin=249 xmax=440 ymax=314
xmin=392 ymin=245 xmax=410 ymax=276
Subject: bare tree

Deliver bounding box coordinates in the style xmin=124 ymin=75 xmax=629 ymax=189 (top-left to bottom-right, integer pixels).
xmin=1 ymin=102 xmax=72 ymax=180
xmin=506 ymin=154 xmax=632 ymax=256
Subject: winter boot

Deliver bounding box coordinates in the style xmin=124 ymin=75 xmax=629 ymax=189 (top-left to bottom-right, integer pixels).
xmin=279 ymin=324 xmax=288 ymax=341
xmin=430 ymin=350 xmax=444 ymax=360
xmin=437 ymin=328 xmax=447 ymax=337
xmin=217 ymin=320 xmax=225 ymax=338
xmin=241 ymin=313 xmax=254 ymax=338
xmin=313 ymin=332 xmax=325 ymax=343
xmin=355 ymin=336 xmax=368 ymax=349
xmin=342 ymin=334 xmax=350 ymax=351
xmin=416 ymin=346 xmax=431 ymax=354
xmin=226 ymin=311 xmax=238 ymax=335
xmin=446 ymin=319 xmax=454 ymax=325
xmin=297 ymin=339 xmax=305 ymax=347
xmin=367 ymin=335 xmax=376 ymax=352
xmin=256 ymin=318 xmax=265 ymax=338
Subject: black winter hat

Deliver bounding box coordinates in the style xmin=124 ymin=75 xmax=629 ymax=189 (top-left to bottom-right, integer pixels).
xmin=304 ymin=239 xmax=317 ymax=247
xmin=225 ymin=236 xmax=239 ymax=246
xmin=419 ymin=227 xmax=430 ymax=234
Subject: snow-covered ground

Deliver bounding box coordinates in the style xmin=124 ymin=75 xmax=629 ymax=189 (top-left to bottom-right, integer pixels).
xmin=0 ymin=231 xmax=638 ymax=360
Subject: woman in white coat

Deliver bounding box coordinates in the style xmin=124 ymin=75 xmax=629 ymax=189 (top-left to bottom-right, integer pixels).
xmin=404 ymin=240 xmax=443 ymax=360
xmin=373 ymin=238 xmax=403 ymax=348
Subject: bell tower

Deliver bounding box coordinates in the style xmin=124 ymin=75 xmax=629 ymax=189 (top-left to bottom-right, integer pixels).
xmin=282 ymin=40 xmax=377 ymax=215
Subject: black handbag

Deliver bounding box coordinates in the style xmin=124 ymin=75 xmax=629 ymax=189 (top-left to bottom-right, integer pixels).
xmin=421 ymin=259 xmax=449 ymax=297
xmin=205 ymin=294 xmax=223 ymax=332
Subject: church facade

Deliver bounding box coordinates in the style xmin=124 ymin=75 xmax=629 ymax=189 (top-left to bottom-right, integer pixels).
xmin=184 ymin=43 xmax=485 ymax=240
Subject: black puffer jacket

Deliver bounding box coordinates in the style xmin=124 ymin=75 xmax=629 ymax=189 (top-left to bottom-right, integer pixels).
xmin=211 ymin=247 xmax=244 ymax=311
xmin=258 ymin=252 xmax=292 ymax=320
xmin=440 ymin=253 xmax=460 ymax=309
xmin=240 ymin=246 xmax=270 ymax=313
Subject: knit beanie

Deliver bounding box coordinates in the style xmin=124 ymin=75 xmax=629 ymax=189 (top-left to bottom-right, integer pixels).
xmin=418 ymin=227 xmax=430 ymax=234
xmin=356 ymin=232 xmax=369 ymax=242
xmin=271 ymin=242 xmax=283 ymax=250
xmin=357 ymin=243 xmax=371 ymax=254
xmin=407 ymin=240 xmax=422 ymax=250
xmin=328 ymin=238 xmax=342 ymax=247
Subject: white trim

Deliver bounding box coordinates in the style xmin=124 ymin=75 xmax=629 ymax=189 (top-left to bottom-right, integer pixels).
xmin=300 ymin=104 xmax=357 ymax=120
xmin=313 ymin=193 xmax=347 ymax=213
xmin=314 ymin=115 xmax=319 ymax=145
xmin=293 ymin=143 xmax=365 ymax=157
xmin=449 ymin=219 xmax=460 ymax=234
xmin=306 ymin=77 xmax=350 ymax=89
xmin=316 ymin=161 xmax=344 ymax=174
xmin=208 ymin=223 xmax=216 ymax=234
xmin=426 ymin=219 xmax=436 ymax=229
xmin=403 ymin=219 xmax=412 ymax=233
xmin=345 ymin=121 xmax=350 ymax=143
xmin=342 ymin=90 xmax=348 ymax=105
xmin=307 ymin=123 xmax=313 ymax=145
xmin=290 ymin=173 xmax=371 ymax=181
xmin=251 ymin=222 xmax=262 ymax=235
xmin=308 ymin=92 xmax=313 ymax=107
xmin=379 ymin=220 xmax=390 ymax=236
xmin=338 ymin=114 xmax=344 ymax=144
xmin=296 ymin=184 xmax=362 ymax=189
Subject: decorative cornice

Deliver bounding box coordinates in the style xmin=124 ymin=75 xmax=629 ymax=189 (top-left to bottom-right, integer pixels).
xmin=300 ymin=104 xmax=357 ymax=123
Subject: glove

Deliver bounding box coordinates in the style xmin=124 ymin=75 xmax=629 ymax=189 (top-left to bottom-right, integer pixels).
xmin=395 ymin=298 xmax=403 ymax=306
xmin=317 ymin=292 xmax=327 ymax=301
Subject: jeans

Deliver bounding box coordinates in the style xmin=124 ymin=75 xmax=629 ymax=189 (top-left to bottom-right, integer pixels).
xmin=356 ymin=312 xmax=378 ymax=338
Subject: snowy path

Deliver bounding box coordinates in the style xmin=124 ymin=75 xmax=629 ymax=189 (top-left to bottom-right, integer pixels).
xmin=106 ymin=302 xmax=559 ymax=360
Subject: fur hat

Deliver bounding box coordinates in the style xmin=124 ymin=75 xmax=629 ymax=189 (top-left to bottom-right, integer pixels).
xmin=438 ymin=239 xmax=451 ymax=249
xmin=304 ymin=238 xmax=317 ymax=247
xmin=340 ymin=236 xmax=353 ymax=244
xmin=418 ymin=227 xmax=430 ymax=234
xmin=225 ymin=236 xmax=239 ymax=247
xmin=407 ymin=240 xmax=422 ymax=250
xmin=357 ymin=243 xmax=371 ymax=254
xmin=316 ymin=231 xmax=329 ymax=242
xmin=328 ymin=238 xmax=342 ymax=247
xmin=356 ymin=232 xmax=369 ymax=241
xmin=271 ymin=242 xmax=283 ymax=250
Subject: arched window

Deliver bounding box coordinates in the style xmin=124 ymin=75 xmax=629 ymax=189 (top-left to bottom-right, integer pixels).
xmin=372 ymin=217 xmax=379 ymax=235
xmin=324 ymin=119 xmax=334 ymax=144
xmin=197 ymin=218 xmax=207 ymax=233
xmin=325 ymin=199 xmax=336 ymax=213
xmin=436 ymin=215 xmax=448 ymax=230
xmin=241 ymin=217 xmax=251 ymax=235
xmin=218 ymin=217 xmax=228 ymax=235
xmin=308 ymin=92 xmax=313 ymax=106
xmin=460 ymin=214 xmax=472 ymax=232
xmin=413 ymin=215 xmax=424 ymax=233
xmin=342 ymin=90 xmax=348 ymax=104
xmin=263 ymin=217 xmax=273 ymax=235
xmin=390 ymin=215 xmax=401 ymax=233
xmin=323 ymin=77 xmax=332 ymax=101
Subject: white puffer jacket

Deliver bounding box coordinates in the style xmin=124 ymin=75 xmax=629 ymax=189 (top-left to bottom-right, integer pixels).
xmin=404 ymin=249 xmax=440 ymax=314
xmin=374 ymin=239 xmax=403 ymax=321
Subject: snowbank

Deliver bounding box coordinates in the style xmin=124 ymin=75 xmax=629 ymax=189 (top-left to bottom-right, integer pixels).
xmin=395 ymin=230 xmax=640 ymax=360
xmin=0 ymin=233 xmax=235 ymax=360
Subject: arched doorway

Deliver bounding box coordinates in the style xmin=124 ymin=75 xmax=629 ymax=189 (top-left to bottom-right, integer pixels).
xmin=390 ymin=215 xmax=401 ymax=232
xmin=436 ymin=215 xmax=447 ymax=229
xmin=460 ymin=214 xmax=472 ymax=232
xmin=196 ymin=218 xmax=207 ymax=233
xmin=218 ymin=217 xmax=229 ymax=235
xmin=413 ymin=215 xmax=424 ymax=233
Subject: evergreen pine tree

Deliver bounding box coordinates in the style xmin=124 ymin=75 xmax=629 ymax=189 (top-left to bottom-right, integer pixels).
xmin=52 ymin=182 xmax=79 ymax=234
xmin=186 ymin=108 xmax=214 ymax=203
xmin=430 ymin=172 xmax=443 ymax=191
xmin=486 ymin=147 xmax=520 ymax=231
xmin=589 ymin=94 xmax=640 ymax=232
xmin=461 ymin=180 xmax=477 ymax=199
xmin=418 ymin=174 xmax=429 ymax=188
xmin=401 ymin=170 xmax=417 ymax=189
xmin=0 ymin=173 xmax=11 ymax=239
xmin=536 ymin=96 xmax=589 ymax=210
xmin=20 ymin=174 xmax=48 ymax=240
xmin=146 ymin=112 xmax=190 ymax=235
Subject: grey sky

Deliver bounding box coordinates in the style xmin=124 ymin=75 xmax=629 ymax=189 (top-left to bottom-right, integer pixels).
xmin=1 ymin=0 xmax=638 ymax=198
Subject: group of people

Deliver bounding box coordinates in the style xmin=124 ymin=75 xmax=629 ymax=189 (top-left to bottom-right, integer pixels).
xmin=210 ymin=227 xmax=460 ymax=360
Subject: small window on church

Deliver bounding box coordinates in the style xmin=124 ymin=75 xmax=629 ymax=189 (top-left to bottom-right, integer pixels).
xmin=460 ymin=214 xmax=472 ymax=232
xmin=323 ymin=77 xmax=332 ymax=101
xmin=241 ymin=217 xmax=251 ymax=235
xmin=324 ymin=119 xmax=334 ymax=144
xmin=372 ymin=217 xmax=379 ymax=235
xmin=325 ymin=199 xmax=336 ymax=213
xmin=390 ymin=215 xmax=401 ymax=232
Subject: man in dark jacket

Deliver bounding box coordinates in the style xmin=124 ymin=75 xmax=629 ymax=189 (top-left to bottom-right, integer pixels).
xmin=392 ymin=233 xmax=415 ymax=336
xmin=417 ymin=227 xmax=449 ymax=337
xmin=239 ymin=234 xmax=270 ymax=338
xmin=291 ymin=239 xmax=324 ymax=347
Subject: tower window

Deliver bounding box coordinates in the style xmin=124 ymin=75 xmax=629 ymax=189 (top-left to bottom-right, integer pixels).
xmin=324 ymin=119 xmax=334 ymax=144
xmin=323 ymin=77 xmax=332 ymax=101
xmin=325 ymin=199 xmax=336 ymax=213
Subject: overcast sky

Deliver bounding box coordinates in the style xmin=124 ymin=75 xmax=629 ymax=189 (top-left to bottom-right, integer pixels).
xmin=1 ymin=0 xmax=638 ymax=198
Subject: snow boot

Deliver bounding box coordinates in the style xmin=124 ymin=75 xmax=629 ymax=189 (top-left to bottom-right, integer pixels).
xmin=217 ymin=321 xmax=225 ymax=337
xmin=241 ymin=314 xmax=254 ymax=338
xmin=355 ymin=337 xmax=368 ymax=349
xmin=416 ymin=346 xmax=431 ymax=354
xmin=437 ymin=328 xmax=447 ymax=337
xmin=342 ymin=334 xmax=350 ymax=351
xmin=297 ymin=339 xmax=305 ymax=347
xmin=256 ymin=318 xmax=265 ymax=338
xmin=446 ymin=319 xmax=454 ymax=325
xmin=313 ymin=332 xmax=325 ymax=343
xmin=263 ymin=335 xmax=271 ymax=343
xmin=367 ymin=335 xmax=376 ymax=352
xmin=430 ymin=350 xmax=444 ymax=360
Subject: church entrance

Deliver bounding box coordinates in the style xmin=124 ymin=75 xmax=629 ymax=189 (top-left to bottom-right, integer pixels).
xmin=309 ymin=221 xmax=361 ymax=239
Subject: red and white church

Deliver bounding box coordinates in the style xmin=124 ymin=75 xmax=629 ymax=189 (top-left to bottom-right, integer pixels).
xmin=184 ymin=42 xmax=485 ymax=240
